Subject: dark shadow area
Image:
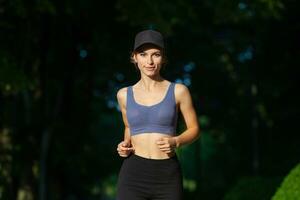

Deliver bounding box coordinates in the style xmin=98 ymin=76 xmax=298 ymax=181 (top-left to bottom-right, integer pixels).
xmin=0 ymin=0 xmax=299 ymax=199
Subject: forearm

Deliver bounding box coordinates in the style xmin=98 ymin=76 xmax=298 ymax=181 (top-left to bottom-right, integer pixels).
xmin=123 ymin=127 xmax=131 ymax=143
xmin=174 ymin=126 xmax=200 ymax=148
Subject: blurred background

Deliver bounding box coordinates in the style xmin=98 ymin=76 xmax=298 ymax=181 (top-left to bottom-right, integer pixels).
xmin=0 ymin=0 xmax=299 ymax=200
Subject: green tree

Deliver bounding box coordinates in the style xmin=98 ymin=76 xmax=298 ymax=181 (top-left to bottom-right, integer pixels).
xmin=272 ymin=163 xmax=300 ymax=200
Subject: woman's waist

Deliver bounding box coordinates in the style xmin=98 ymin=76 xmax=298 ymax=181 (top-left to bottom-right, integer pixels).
xmin=132 ymin=150 xmax=176 ymax=160
xmin=130 ymin=132 xmax=176 ymax=159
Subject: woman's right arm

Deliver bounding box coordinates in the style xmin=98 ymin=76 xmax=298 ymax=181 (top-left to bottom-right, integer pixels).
xmin=116 ymin=88 xmax=134 ymax=157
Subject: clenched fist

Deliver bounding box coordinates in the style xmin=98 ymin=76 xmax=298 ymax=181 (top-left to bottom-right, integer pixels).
xmin=117 ymin=140 xmax=134 ymax=157
xmin=156 ymin=137 xmax=178 ymax=154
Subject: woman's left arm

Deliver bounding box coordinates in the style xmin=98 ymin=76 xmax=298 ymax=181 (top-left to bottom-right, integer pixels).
xmin=156 ymin=83 xmax=200 ymax=153
xmin=173 ymin=83 xmax=200 ymax=148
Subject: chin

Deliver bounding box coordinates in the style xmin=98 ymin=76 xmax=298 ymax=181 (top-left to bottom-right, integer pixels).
xmin=142 ymin=69 xmax=154 ymax=74
xmin=145 ymin=72 xmax=159 ymax=77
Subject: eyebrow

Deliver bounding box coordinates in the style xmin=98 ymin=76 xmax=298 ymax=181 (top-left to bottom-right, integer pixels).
xmin=140 ymin=50 xmax=161 ymax=54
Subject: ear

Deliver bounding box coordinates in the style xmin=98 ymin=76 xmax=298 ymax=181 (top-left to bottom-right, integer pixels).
xmin=132 ymin=54 xmax=138 ymax=63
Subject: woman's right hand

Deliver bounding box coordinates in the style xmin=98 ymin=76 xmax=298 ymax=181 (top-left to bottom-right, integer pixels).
xmin=117 ymin=140 xmax=134 ymax=157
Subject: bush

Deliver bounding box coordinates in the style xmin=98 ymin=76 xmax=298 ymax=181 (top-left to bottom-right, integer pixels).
xmin=272 ymin=163 xmax=300 ymax=200
xmin=223 ymin=176 xmax=281 ymax=200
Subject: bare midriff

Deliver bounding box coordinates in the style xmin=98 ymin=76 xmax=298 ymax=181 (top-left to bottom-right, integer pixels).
xmin=131 ymin=133 xmax=175 ymax=159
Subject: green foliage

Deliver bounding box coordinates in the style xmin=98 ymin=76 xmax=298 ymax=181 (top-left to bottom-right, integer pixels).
xmin=36 ymin=0 xmax=57 ymax=14
xmin=214 ymin=0 xmax=284 ymax=24
xmin=115 ymin=0 xmax=198 ymax=34
xmin=0 ymin=57 xmax=34 ymax=95
xmin=272 ymin=163 xmax=300 ymax=200
xmin=224 ymin=176 xmax=282 ymax=200
xmin=100 ymin=174 xmax=118 ymax=199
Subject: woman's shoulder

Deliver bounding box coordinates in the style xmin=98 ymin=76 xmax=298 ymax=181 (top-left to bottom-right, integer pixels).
xmin=174 ymin=82 xmax=189 ymax=94
xmin=116 ymin=86 xmax=128 ymax=99
xmin=116 ymin=86 xmax=131 ymax=107
xmin=173 ymin=82 xmax=191 ymax=104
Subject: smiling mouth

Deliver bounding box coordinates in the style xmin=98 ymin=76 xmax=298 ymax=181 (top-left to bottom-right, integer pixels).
xmin=145 ymin=67 xmax=155 ymax=70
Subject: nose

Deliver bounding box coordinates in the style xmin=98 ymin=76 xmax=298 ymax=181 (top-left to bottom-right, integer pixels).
xmin=147 ymin=56 xmax=154 ymax=64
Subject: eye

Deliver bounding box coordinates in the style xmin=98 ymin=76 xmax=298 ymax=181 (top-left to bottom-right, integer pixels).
xmin=139 ymin=52 xmax=146 ymax=57
xmin=154 ymin=53 xmax=161 ymax=57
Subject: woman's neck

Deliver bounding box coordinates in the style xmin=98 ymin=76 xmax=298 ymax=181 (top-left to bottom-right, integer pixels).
xmin=137 ymin=76 xmax=165 ymax=91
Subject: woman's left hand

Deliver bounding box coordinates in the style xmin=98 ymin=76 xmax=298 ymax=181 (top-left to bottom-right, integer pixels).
xmin=156 ymin=137 xmax=177 ymax=153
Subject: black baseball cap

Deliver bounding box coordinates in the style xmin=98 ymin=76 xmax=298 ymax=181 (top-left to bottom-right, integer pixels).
xmin=133 ymin=30 xmax=164 ymax=51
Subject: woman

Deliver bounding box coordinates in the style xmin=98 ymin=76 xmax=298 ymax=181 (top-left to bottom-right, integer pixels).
xmin=116 ymin=29 xmax=200 ymax=200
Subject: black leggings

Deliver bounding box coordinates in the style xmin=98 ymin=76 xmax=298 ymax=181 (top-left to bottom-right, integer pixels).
xmin=116 ymin=154 xmax=183 ymax=200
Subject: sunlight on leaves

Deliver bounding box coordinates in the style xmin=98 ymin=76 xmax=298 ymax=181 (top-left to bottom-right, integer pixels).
xmin=183 ymin=178 xmax=197 ymax=192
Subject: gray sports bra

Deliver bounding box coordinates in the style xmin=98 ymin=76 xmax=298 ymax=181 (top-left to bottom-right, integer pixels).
xmin=126 ymin=82 xmax=178 ymax=136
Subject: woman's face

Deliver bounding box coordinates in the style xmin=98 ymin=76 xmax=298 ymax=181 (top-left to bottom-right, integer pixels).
xmin=133 ymin=44 xmax=163 ymax=77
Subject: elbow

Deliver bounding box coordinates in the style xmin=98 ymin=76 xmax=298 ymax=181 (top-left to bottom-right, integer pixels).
xmin=192 ymin=125 xmax=200 ymax=140
xmin=195 ymin=126 xmax=200 ymax=139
